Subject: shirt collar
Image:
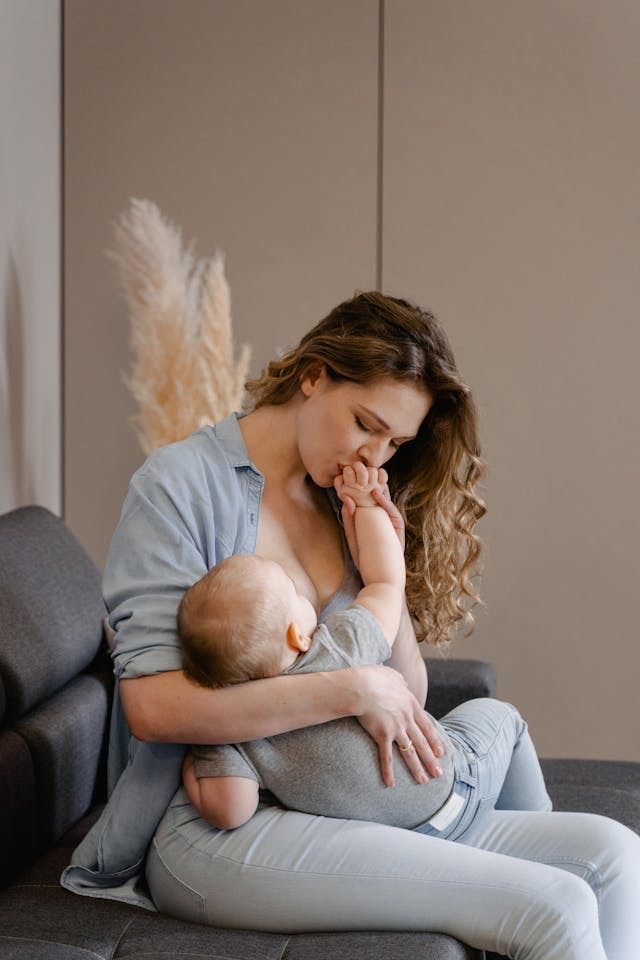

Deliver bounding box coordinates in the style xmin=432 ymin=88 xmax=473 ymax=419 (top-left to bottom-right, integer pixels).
xmin=211 ymin=412 xmax=260 ymax=472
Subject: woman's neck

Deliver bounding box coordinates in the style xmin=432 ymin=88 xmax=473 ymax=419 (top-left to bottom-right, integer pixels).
xmin=239 ymin=400 xmax=307 ymax=488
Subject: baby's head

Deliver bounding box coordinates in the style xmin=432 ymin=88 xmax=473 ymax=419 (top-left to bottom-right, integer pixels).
xmin=178 ymin=554 xmax=318 ymax=689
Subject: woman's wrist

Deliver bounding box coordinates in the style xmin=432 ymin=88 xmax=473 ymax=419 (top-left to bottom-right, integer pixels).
xmin=324 ymin=665 xmax=371 ymax=718
xmin=334 ymin=663 xmax=407 ymax=719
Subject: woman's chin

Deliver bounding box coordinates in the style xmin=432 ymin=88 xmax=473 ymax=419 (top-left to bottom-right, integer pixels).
xmin=306 ymin=470 xmax=336 ymax=489
xmin=315 ymin=477 xmax=336 ymax=489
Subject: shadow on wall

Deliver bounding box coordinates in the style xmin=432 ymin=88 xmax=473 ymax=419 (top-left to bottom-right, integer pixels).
xmin=1 ymin=254 xmax=33 ymax=511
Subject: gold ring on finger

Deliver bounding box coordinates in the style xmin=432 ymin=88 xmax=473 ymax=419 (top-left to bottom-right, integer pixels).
xmin=398 ymin=741 xmax=414 ymax=752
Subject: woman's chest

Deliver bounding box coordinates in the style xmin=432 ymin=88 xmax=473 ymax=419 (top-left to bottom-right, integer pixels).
xmin=255 ymin=488 xmax=344 ymax=611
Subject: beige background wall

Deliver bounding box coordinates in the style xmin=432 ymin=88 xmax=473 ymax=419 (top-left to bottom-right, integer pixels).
xmin=383 ymin=1 xmax=640 ymax=761
xmin=64 ymin=1 xmax=639 ymax=761
xmin=1 ymin=0 xmax=61 ymax=516
xmin=64 ymin=0 xmax=378 ymax=562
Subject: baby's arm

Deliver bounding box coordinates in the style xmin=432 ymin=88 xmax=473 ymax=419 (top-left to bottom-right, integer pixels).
xmin=182 ymin=752 xmax=259 ymax=830
xmin=335 ymin=463 xmax=405 ymax=646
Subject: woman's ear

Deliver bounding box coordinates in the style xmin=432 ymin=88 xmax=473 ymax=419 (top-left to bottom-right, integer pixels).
xmin=300 ymin=365 xmax=325 ymax=397
xmin=287 ymin=623 xmax=311 ymax=653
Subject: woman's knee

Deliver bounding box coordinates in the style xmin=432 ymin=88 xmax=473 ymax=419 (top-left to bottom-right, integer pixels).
xmin=442 ymin=697 xmax=527 ymax=755
xmin=515 ymin=870 xmax=601 ymax=959
xmin=443 ymin=696 xmax=519 ymax=730
xmin=580 ymin=814 xmax=640 ymax=887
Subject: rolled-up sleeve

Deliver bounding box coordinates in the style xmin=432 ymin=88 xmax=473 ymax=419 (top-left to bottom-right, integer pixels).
xmin=289 ymin=606 xmax=391 ymax=675
xmin=192 ymin=743 xmax=259 ymax=782
xmin=103 ymin=433 xmax=246 ymax=681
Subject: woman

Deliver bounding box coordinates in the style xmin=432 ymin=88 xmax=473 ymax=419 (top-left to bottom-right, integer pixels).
xmin=63 ymin=292 xmax=640 ymax=959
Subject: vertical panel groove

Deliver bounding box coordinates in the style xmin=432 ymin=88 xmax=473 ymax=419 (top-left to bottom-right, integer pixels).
xmin=376 ymin=0 xmax=385 ymax=291
xmin=59 ymin=0 xmax=66 ymax=519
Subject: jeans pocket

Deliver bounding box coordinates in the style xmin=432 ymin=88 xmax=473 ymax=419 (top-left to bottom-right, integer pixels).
xmin=449 ymin=795 xmax=496 ymax=843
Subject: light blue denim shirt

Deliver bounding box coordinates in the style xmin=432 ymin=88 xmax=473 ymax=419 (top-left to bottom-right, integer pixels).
xmin=61 ymin=414 xmax=267 ymax=909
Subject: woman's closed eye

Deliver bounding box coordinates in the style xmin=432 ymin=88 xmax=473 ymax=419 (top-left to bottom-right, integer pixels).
xmin=355 ymin=417 xmax=401 ymax=451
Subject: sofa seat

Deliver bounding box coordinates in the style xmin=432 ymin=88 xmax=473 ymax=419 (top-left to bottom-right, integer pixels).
xmin=1 ymin=813 xmax=478 ymax=960
xmin=1 ymin=506 xmax=639 ymax=960
xmin=542 ymin=757 xmax=640 ymax=832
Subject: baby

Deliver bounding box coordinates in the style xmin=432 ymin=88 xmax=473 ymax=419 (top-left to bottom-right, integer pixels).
xmin=178 ymin=463 xmax=457 ymax=831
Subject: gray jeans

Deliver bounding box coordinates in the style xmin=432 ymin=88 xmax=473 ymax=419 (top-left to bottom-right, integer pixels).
xmin=146 ymin=699 xmax=640 ymax=959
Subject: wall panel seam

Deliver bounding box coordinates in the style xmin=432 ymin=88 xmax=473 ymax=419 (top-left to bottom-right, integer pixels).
xmin=376 ymin=0 xmax=385 ymax=291
xmin=59 ymin=0 xmax=66 ymax=520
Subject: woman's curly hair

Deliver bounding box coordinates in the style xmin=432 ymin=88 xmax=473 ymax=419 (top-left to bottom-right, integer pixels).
xmin=245 ymin=291 xmax=486 ymax=646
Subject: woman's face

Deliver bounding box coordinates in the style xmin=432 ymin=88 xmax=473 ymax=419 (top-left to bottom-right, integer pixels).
xmin=297 ymin=368 xmax=432 ymax=487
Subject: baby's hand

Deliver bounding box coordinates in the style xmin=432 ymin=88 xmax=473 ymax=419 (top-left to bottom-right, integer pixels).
xmin=334 ymin=462 xmax=387 ymax=509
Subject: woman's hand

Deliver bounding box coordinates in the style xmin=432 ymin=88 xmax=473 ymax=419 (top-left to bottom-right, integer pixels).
xmin=347 ymin=664 xmax=444 ymax=787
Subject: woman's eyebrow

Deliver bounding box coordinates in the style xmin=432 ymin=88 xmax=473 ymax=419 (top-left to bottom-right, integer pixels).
xmin=358 ymin=406 xmax=416 ymax=442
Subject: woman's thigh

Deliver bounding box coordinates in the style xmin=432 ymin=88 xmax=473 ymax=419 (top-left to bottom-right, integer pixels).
xmin=146 ymin=788 xmax=606 ymax=960
xmin=439 ymin=698 xmax=552 ymax=812
xmin=458 ymin=808 xmax=640 ymax=960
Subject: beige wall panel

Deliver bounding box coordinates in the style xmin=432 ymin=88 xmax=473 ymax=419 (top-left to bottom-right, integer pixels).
xmin=65 ymin=0 xmax=378 ymax=567
xmin=0 ymin=0 xmax=61 ymax=515
xmin=384 ymin=1 xmax=640 ymax=760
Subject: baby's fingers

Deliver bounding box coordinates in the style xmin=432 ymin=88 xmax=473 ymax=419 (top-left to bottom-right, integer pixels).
xmin=376 ymin=467 xmax=388 ymax=489
xmin=352 ymin=461 xmax=369 ymax=486
xmin=342 ymin=464 xmax=357 ymax=486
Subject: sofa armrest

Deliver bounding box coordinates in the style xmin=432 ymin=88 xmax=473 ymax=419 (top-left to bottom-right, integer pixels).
xmin=424 ymin=658 xmax=497 ymax=719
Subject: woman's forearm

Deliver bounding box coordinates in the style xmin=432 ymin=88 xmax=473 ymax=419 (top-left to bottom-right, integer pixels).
xmin=385 ymin=604 xmax=428 ymax=706
xmin=122 ymin=661 xmax=444 ymax=783
xmin=120 ymin=668 xmax=358 ymax=744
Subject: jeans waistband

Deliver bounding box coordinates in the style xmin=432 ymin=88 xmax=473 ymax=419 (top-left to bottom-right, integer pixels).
xmin=444 ymin=729 xmax=478 ymax=787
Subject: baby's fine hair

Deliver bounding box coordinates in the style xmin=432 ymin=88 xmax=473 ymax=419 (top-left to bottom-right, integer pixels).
xmin=178 ymin=554 xmax=289 ymax=688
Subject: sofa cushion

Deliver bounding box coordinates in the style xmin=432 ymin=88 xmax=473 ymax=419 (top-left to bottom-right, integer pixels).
xmin=2 ymin=812 xmax=481 ymax=960
xmin=0 ymin=729 xmax=37 ymax=888
xmin=14 ymin=661 xmax=112 ymax=851
xmin=0 ymin=506 xmax=107 ymax=722
xmin=0 ymin=881 xmax=480 ymax=960
xmin=282 ymin=933 xmax=479 ymax=960
xmin=542 ymin=758 xmax=640 ymax=834
xmin=425 ymin=658 xmax=497 ymax=718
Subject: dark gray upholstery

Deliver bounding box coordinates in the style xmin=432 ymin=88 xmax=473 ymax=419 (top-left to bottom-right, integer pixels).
xmin=1 ymin=505 xmax=638 ymax=960
xmin=0 ymin=728 xmax=37 ymax=888
xmin=425 ymin=658 xmax=497 ymax=719
xmin=0 ymin=506 xmax=106 ymax=721
xmin=15 ymin=665 xmax=111 ymax=846
xmin=542 ymin=758 xmax=640 ymax=833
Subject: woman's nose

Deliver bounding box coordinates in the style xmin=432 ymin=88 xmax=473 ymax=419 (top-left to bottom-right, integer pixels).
xmin=357 ymin=440 xmax=387 ymax=468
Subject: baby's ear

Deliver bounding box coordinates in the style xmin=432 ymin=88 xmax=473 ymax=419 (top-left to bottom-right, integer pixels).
xmin=287 ymin=623 xmax=310 ymax=652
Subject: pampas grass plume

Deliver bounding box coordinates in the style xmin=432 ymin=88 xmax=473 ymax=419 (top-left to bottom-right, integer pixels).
xmin=109 ymin=199 xmax=250 ymax=454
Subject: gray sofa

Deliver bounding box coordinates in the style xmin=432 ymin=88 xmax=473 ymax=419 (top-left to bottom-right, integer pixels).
xmin=1 ymin=505 xmax=639 ymax=960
